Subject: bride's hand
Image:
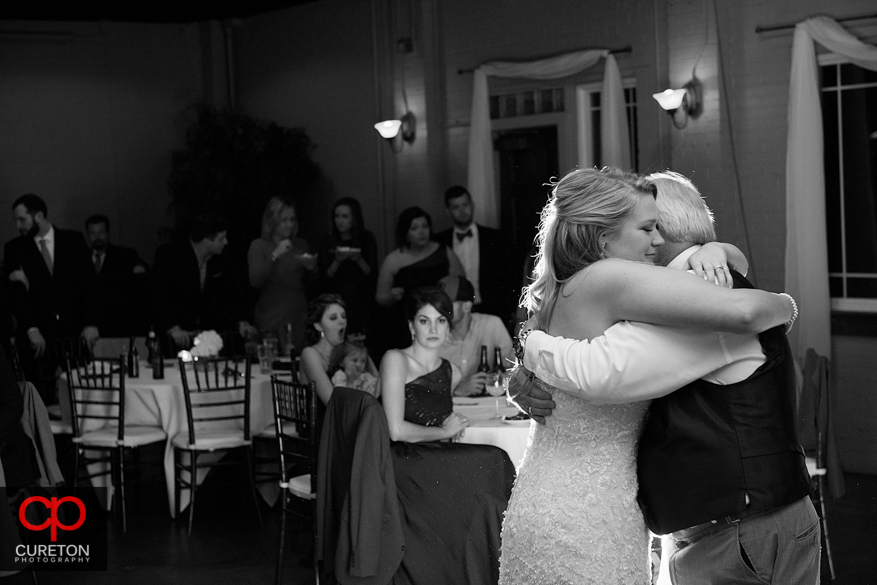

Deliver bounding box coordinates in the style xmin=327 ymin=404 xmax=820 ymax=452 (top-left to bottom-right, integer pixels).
xmin=686 ymin=242 xmax=737 ymax=288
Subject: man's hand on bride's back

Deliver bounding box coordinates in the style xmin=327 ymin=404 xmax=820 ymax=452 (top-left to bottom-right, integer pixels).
xmin=507 ymin=366 xmax=556 ymax=425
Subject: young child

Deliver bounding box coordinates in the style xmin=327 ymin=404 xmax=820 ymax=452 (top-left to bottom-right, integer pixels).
xmin=328 ymin=340 xmax=379 ymax=397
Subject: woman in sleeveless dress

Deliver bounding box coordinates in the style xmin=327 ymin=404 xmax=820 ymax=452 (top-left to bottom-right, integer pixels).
xmin=375 ymin=207 xmax=464 ymax=357
xmin=499 ymin=168 xmax=795 ymax=584
xmin=380 ymin=286 xmax=515 ymax=585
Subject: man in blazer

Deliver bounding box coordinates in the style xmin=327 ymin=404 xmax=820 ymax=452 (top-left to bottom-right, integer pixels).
xmin=85 ymin=213 xmax=149 ymax=337
xmin=3 ymin=194 xmax=99 ymax=401
xmin=433 ymin=186 xmax=516 ymax=324
xmin=151 ymin=212 xmax=253 ymax=353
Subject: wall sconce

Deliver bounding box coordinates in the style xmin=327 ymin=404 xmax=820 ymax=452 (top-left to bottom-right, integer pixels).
xmin=652 ymin=80 xmax=700 ymax=129
xmin=374 ymin=111 xmax=416 ymax=152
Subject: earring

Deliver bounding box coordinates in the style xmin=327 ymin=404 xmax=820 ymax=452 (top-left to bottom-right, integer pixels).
xmin=600 ymin=240 xmax=607 ymax=260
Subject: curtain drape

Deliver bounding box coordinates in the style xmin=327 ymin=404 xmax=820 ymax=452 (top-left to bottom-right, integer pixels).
xmin=601 ymin=54 xmax=631 ymax=170
xmin=785 ymin=16 xmax=877 ymax=362
xmin=467 ymin=49 xmax=614 ymax=227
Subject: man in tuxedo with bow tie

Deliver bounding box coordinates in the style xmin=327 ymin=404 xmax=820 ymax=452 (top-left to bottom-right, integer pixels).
xmin=434 ymin=186 xmax=516 ymax=325
xmin=3 ymin=194 xmax=99 ymax=401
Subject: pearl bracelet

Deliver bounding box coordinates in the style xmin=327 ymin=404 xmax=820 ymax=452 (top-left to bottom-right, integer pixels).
xmin=777 ymin=293 xmax=798 ymax=332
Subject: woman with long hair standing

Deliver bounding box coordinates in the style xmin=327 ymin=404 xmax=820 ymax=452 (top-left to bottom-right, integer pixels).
xmin=318 ymin=197 xmax=378 ymax=338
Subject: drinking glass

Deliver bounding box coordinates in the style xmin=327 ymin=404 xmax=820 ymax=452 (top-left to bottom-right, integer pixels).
xmin=486 ymin=372 xmax=506 ymax=420
xmin=257 ymin=343 xmax=273 ymax=374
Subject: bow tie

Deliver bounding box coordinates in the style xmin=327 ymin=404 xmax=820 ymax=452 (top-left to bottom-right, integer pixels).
xmin=456 ymin=229 xmax=473 ymax=242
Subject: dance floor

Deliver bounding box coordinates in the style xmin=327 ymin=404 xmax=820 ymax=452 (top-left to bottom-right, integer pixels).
xmin=4 ymin=442 xmax=876 ymax=585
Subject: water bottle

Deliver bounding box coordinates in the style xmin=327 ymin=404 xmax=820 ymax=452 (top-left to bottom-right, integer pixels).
xmin=148 ymin=328 xmax=164 ymax=380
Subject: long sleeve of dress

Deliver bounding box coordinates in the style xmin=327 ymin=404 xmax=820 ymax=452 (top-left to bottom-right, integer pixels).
xmin=248 ymin=239 xmax=274 ymax=289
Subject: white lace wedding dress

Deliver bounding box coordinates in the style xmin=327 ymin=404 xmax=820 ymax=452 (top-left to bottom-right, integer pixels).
xmin=499 ymin=386 xmax=652 ymax=585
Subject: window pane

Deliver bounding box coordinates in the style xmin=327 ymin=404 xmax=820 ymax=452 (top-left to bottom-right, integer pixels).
xmin=847 ymin=277 xmax=877 ymax=298
xmin=489 ymin=96 xmax=500 ymax=119
xmin=521 ymin=91 xmax=535 ymax=116
xmin=829 ymin=276 xmax=843 ymax=298
xmin=821 ymin=64 xmax=837 ymax=88
xmin=840 ymin=63 xmax=877 ymax=85
xmin=590 ymin=92 xmax=600 ymax=108
xmin=504 ymin=94 xmax=518 ymax=117
xmin=554 ymin=88 xmax=565 ymax=112
xmin=822 ymin=89 xmax=843 ymax=273
xmin=541 ymin=90 xmax=554 ymax=113
xmin=841 ymin=86 xmax=877 ymax=273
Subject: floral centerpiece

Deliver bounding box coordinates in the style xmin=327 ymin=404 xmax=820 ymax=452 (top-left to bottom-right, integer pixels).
xmin=178 ymin=330 xmax=224 ymax=362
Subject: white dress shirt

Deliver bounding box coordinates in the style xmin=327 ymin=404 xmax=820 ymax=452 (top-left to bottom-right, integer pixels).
xmin=523 ymin=246 xmax=766 ymax=404
xmin=439 ymin=312 xmax=514 ymax=377
xmin=452 ymin=222 xmax=481 ymax=304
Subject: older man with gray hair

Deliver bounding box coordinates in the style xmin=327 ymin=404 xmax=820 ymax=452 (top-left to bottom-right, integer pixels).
xmin=510 ymin=171 xmax=818 ymax=585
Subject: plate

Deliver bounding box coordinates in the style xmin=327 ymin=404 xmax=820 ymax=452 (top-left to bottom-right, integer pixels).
xmin=503 ymin=415 xmax=532 ymax=426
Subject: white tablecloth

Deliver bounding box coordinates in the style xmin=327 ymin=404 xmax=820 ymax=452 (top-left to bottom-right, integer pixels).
xmin=453 ymin=396 xmax=532 ymax=468
xmin=60 ymin=362 xmax=274 ymax=517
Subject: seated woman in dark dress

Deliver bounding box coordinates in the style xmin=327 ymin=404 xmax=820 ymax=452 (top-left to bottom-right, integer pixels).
xmin=380 ymin=286 xmax=515 ymax=585
xmin=374 ymin=207 xmax=464 ymax=357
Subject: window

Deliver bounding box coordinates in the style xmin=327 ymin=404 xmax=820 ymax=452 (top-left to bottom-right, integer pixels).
xmin=820 ymin=56 xmax=877 ymax=311
xmin=575 ymin=82 xmax=638 ymax=170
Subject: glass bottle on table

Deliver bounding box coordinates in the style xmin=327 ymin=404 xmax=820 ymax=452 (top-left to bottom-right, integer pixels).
xmin=477 ymin=345 xmax=491 ymax=397
xmin=126 ymin=337 xmax=139 ymax=378
xmin=485 ymin=346 xmax=505 ymax=419
xmin=148 ymin=328 xmax=164 ymax=380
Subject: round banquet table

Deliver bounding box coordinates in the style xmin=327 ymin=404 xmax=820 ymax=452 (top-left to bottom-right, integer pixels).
xmin=453 ymin=395 xmax=532 ymax=468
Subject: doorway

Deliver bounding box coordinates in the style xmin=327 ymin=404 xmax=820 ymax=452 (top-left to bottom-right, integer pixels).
xmin=495 ymin=125 xmax=559 ymax=270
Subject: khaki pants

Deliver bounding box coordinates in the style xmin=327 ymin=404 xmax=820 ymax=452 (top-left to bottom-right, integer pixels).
xmin=663 ymin=497 xmax=820 ymax=585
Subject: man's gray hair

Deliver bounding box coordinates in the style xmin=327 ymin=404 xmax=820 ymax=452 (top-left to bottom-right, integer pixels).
xmin=647 ymin=171 xmax=716 ymax=244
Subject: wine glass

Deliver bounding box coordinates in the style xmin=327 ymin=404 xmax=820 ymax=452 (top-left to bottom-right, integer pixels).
xmin=485 ymin=371 xmax=506 ymax=420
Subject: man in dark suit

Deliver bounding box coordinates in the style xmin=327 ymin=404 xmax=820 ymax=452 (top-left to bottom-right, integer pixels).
xmin=85 ymin=214 xmax=149 ymax=337
xmin=3 ymin=194 xmax=98 ymax=401
xmin=152 ymin=212 xmax=253 ymax=353
xmin=433 ymin=186 xmax=516 ymax=325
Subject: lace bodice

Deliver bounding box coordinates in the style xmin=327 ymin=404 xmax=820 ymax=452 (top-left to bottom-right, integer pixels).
xmin=499 ymin=384 xmax=651 ymax=584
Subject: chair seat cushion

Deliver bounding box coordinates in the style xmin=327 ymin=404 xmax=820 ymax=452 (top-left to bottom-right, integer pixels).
xmin=171 ymin=430 xmax=251 ymax=452
xmin=50 ymin=420 xmax=73 ymax=435
xmin=285 ymin=473 xmax=314 ymax=500
xmin=74 ymin=425 xmax=167 ymax=447
xmin=805 ymin=456 xmax=826 ymax=477
xmin=255 ymin=421 xmax=299 ymax=439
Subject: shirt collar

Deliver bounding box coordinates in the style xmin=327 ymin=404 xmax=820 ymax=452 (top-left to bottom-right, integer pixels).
xmin=454 ymin=223 xmax=477 ymax=236
xmin=35 ymin=224 xmax=55 ymax=245
xmin=666 ymin=245 xmax=702 ymax=271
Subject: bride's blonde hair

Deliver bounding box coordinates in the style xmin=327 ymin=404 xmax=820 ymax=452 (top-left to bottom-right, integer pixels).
xmin=522 ymin=167 xmax=657 ymax=330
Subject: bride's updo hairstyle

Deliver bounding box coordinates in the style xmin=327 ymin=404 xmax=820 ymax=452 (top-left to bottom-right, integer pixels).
xmin=523 ymin=167 xmax=656 ymax=329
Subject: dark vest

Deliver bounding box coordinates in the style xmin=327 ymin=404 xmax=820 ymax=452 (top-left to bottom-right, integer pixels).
xmin=636 ymin=271 xmax=811 ymax=535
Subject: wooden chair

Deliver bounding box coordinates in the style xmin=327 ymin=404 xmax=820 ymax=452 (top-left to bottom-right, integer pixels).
xmin=66 ymin=354 xmax=167 ymax=532
xmin=798 ymin=349 xmax=843 ymax=581
xmin=254 ymin=352 xmax=301 ymax=486
xmin=173 ymin=356 xmax=262 ymax=536
xmin=272 ymin=376 xmax=318 ymax=585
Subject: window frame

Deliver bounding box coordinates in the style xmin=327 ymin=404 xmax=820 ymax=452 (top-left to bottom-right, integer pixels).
xmin=818 ymin=52 xmax=877 ymax=313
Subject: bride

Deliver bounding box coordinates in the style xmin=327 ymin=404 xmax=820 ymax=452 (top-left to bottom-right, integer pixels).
xmin=497 ymin=168 xmax=794 ymax=584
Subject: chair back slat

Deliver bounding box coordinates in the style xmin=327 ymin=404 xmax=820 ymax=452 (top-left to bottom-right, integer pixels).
xmin=65 ymin=354 xmax=125 ymax=441
xmin=178 ymin=356 xmax=252 ymax=445
xmin=271 ymin=376 xmax=317 ymax=491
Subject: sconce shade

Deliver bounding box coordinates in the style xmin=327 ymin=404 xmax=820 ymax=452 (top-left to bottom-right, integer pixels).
xmin=375 ymin=119 xmax=403 ymax=139
xmin=652 ymin=88 xmax=687 ymax=111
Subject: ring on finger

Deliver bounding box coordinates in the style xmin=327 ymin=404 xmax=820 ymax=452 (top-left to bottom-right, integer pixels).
xmin=527 ymin=405 xmax=533 ymax=416
xmin=714 ymin=265 xmax=724 ymax=271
